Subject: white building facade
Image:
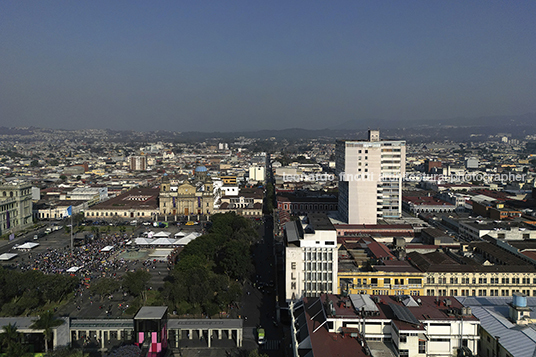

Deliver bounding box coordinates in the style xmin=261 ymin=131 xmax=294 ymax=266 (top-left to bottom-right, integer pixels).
xmin=284 ymin=214 xmax=338 ymax=303
xmin=336 ymin=130 xmax=406 ymax=224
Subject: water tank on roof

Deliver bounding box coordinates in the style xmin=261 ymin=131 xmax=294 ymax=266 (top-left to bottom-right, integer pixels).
xmin=195 ymin=166 xmax=208 ymax=172
xmin=513 ymin=292 xmax=527 ymax=308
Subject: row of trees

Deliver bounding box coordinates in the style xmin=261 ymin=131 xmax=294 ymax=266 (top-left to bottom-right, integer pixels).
xmin=0 ymin=267 xmax=78 ymax=317
xmin=161 ymin=212 xmax=258 ymax=316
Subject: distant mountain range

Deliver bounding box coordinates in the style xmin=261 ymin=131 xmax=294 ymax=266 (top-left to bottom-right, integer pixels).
xmin=1 ymin=113 xmax=535 ymax=143
xmin=329 ymin=113 xmax=536 ymax=131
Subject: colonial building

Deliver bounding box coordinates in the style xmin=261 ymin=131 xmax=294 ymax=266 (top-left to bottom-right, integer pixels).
xmin=159 ymin=167 xmax=214 ymax=216
xmin=410 ymin=240 xmax=536 ymax=297
xmin=277 ymin=194 xmax=337 ymax=216
xmin=35 ymin=200 xmax=87 ymax=220
xmin=216 ymin=188 xmax=263 ymax=217
xmin=85 ymin=188 xmax=159 ymax=220
xmin=0 ymin=182 xmax=33 ymax=236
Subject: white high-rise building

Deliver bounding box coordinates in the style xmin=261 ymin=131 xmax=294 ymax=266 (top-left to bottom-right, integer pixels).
xmin=284 ymin=214 xmax=338 ymax=302
xmin=336 ymin=130 xmax=406 ymax=224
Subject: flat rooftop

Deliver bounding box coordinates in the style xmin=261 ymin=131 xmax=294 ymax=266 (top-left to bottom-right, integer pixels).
xmin=134 ymin=306 xmax=168 ymax=320
xmin=308 ymin=213 xmax=335 ymax=231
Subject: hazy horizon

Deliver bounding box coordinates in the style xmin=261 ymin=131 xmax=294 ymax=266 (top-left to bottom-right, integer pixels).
xmin=1 ymin=1 xmax=535 ymax=132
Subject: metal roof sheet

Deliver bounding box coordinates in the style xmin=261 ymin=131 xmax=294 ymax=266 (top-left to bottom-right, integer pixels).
xmin=350 ymin=294 xmax=379 ymax=313
xmin=456 ymin=297 xmax=536 ymax=357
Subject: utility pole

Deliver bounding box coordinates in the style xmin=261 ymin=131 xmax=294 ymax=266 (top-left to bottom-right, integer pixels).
xmin=70 ymin=212 xmax=73 ymax=254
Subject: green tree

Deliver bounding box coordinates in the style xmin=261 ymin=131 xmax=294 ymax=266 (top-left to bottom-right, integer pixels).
xmin=4 ymin=341 xmax=31 ymax=357
xmin=30 ymin=160 xmax=39 ymax=167
xmin=89 ymin=277 xmax=120 ymax=302
xmin=123 ymin=269 xmax=152 ymax=303
xmin=59 ymin=174 xmax=67 ymax=181
xmin=0 ymin=323 xmax=21 ymax=352
xmin=30 ymin=311 xmax=64 ymax=354
xmin=217 ymin=240 xmax=252 ymax=280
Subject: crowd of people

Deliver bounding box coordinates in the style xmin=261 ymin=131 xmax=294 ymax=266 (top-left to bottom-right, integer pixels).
xmin=15 ymin=233 xmax=131 ymax=276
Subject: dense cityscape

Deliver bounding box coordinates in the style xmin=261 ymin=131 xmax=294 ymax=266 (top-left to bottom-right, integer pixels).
xmin=2 ymin=1 xmax=535 ymax=356
xmin=0 ymin=124 xmax=535 ymax=357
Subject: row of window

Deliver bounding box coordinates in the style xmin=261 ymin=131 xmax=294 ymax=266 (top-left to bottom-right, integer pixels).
xmin=305 ymin=262 xmax=333 ymax=271
xmin=352 ymin=278 xmax=422 ymax=285
xmin=428 ymin=277 xmax=534 ymax=285
xmin=305 ymin=282 xmax=332 ymax=292
xmin=86 ymin=211 xmax=151 ymax=217
xmin=427 ymin=288 xmax=535 ymax=297
xmin=305 ymin=272 xmax=332 ymax=281
xmin=305 ymin=251 xmax=333 ymax=261
xmin=279 ymin=203 xmax=337 ymax=211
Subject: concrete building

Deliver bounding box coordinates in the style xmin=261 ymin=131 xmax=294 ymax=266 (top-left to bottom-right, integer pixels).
xmin=290 ymin=294 xmax=479 ymax=357
xmin=248 ymin=164 xmax=265 ymax=183
xmin=216 ymin=188 xmax=263 ymax=217
xmin=284 ymin=214 xmax=338 ymax=302
xmin=63 ymin=187 xmax=108 ymax=205
xmin=129 ymin=156 xmax=147 ymax=171
xmin=0 ymin=311 xmax=244 ymax=355
xmin=465 ymin=157 xmax=479 ymax=170
xmin=459 ymin=220 xmax=536 ymax=241
xmin=36 ymin=200 xmax=87 ymax=220
xmin=0 ymin=182 xmax=33 ymax=236
xmin=457 ymin=294 xmax=536 ymax=357
xmin=336 ymin=130 xmax=406 ymax=224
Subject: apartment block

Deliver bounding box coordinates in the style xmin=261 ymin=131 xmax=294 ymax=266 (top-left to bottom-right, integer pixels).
xmin=336 ymin=130 xmax=406 ymax=224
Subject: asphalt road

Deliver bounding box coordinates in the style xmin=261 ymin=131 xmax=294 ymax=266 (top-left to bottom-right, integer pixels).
xmin=237 ymin=214 xmax=285 ymax=356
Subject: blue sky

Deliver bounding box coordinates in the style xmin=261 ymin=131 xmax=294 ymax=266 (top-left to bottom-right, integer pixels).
xmin=1 ymin=1 xmax=535 ymax=132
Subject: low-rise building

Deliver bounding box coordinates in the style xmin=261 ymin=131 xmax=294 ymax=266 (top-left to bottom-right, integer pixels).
xmin=0 ymin=183 xmax=33 ymax=235
xmin=459 ymin=220 xmax=536 ymax=241
xmin=290 ymin=294 xmax=479 ymax=357
xmin=277 ymin=194 xmax=338 ymax=216
xmin=457 ymin=293 xmax=536 ymax=357
xmin=85 ymin=187 xmax=159 ymax=220
xmin=409 ymin=240 xmax=536 ymax=297
xmin=216 ymin=188 xmax=263 ymax=217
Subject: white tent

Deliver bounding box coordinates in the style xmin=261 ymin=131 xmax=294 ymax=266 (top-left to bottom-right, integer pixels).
xmin=176 ymin=232 xmax=202 ymax=246
xmin=153 ymin=231 xmax=171 ymax=238
xmin=66 ymin=266 xmax=82 ymax=273
xmin=176 ymin=236 xmax=195 ymax=246
xmin=134 ymin=238 xmax=152 ymax=245
xmin=174 ymin=232 xmax=185 ymax=237
xmin=101 ymin=246 xmax=114 ymax=252
xmin=151 ymin=238 xmax=178 ymax=246
xmin=16 ymin=242 xmax=39 ymax=250
xmin=0 ymin=253 xmax=18 ymax=261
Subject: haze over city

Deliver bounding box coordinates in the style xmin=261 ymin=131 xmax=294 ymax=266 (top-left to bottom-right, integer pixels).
xmin=1 ymin=0 xmax=535 ymax=132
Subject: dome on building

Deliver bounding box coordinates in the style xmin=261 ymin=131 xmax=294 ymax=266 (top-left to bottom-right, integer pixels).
xmin=195 ymin=166 xmax=208 ymax=172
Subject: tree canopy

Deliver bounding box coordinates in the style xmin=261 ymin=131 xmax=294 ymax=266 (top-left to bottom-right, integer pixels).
xmin=162 ymin=212 xmax=257 ymax=316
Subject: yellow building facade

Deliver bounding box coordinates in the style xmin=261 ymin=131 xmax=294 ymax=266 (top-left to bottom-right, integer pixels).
xmin=338 ymin=271 xmax=425 ymax=296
